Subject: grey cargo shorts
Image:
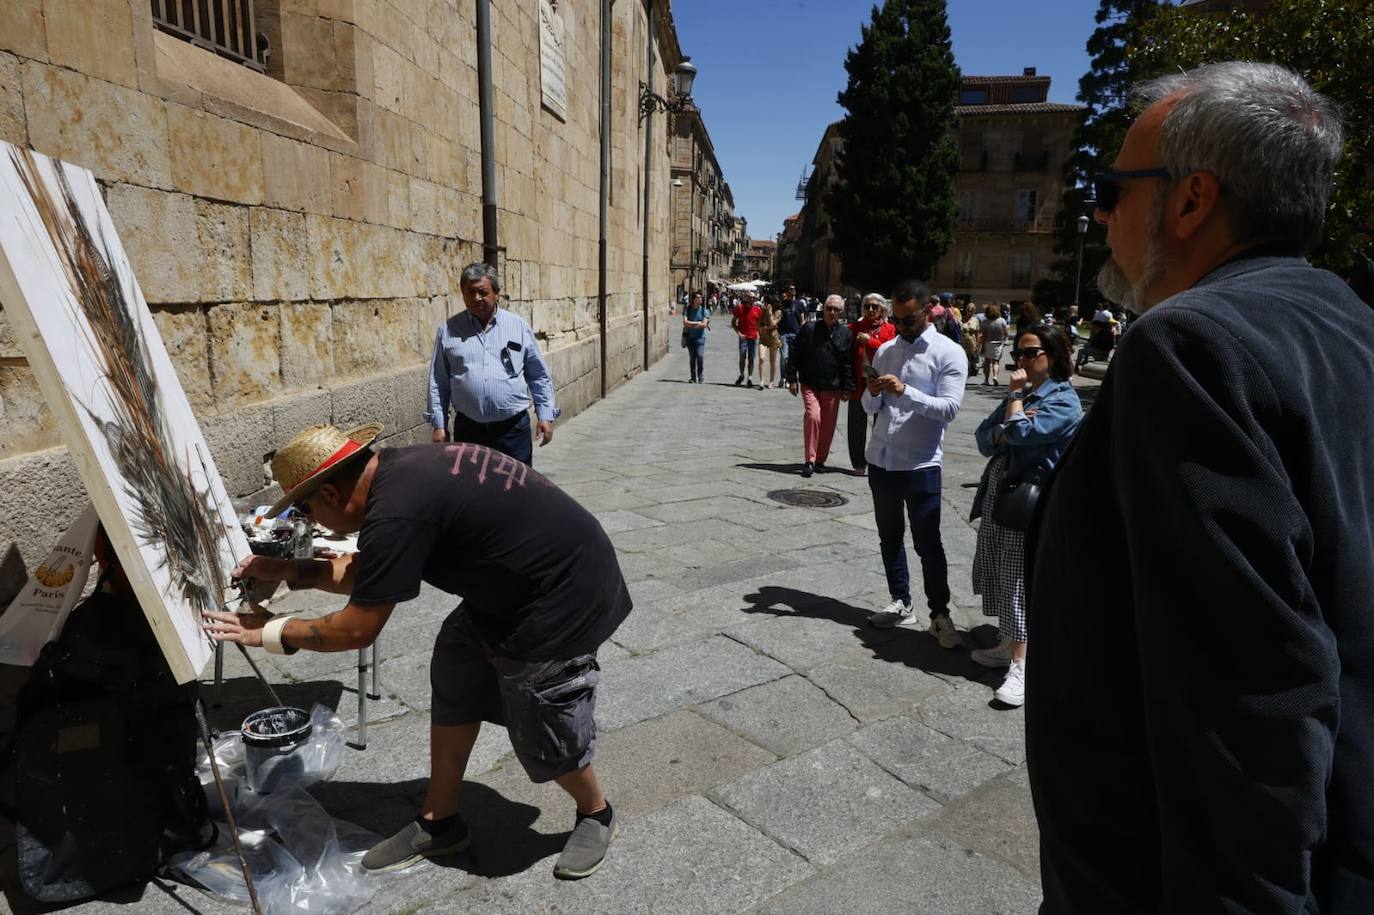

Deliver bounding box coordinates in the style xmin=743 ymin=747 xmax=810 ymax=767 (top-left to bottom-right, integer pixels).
xmin=430 ymin=607 xmax=600 ymax=783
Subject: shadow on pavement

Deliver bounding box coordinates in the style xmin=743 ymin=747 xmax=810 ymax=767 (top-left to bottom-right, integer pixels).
xmin=327 ymin=779 xmax=564 ymax=879
xmin=203 ymin=676 xmax=346 ymax=733
xmin=735 ymin=462 xmax=809 ymax=476
xmin=738 ymin=585 xmax=1000 ymax=686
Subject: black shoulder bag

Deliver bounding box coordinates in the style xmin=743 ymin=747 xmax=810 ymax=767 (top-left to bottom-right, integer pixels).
xmin=990 ymin=465 xmax=1045 ymax=532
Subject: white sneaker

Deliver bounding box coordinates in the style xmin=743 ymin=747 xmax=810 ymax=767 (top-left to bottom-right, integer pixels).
xmin=994 ymin=658 xmax=1026 ymax=707
xmin=869 ymin=599 xmax=916 ymax=628
xmin=928 ymin=614 xmax=962 ymax=649
xmin=970 ymin=639 xmax=1014 ymax=668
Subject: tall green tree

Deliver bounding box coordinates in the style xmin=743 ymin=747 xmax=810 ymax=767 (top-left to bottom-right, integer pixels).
xmin=1132 ymin=0 xmax=1374 ymax=280
xmin=1033 ymin=0 xmax=1162 ymax=311
xmin=826 ymin=0 xmax=961 ymax=293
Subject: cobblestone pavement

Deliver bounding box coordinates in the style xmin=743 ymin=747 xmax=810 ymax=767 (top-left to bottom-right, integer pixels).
xmin=18 ymin=330 xmax=1101 ymax=914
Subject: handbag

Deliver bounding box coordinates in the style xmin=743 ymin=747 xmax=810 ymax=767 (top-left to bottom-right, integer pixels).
xmin=681 ymin=328 xmax=689 ymax=348
xmin=991 ymin=468 xmax=1043 ymax=532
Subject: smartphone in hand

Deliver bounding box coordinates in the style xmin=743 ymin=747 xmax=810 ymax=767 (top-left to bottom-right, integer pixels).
xmin=861 ymin=364 xmax=879 ymax=381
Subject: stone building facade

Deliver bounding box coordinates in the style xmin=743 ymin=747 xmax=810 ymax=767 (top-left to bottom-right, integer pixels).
xmin=0 ymin=0 xmax=683 ymax=569
xmin=669 ymin=106 xmax=733 ymax=297
xmin=930 ymin=70 xmax=1085 ymax=304
xmin=787 ymin=71 xmax=1083 ymax=304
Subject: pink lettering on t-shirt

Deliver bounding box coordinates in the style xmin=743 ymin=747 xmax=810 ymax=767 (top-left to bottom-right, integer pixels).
xmin=444 ymin=442 xmax=529 ymax=490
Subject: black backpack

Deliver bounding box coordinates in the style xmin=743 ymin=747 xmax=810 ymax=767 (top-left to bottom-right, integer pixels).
xmin=6 ymin=580 xmax=212 ymax=903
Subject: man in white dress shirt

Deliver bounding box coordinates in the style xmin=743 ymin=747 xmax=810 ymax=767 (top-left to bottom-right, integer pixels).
xmin=862 ymin=280 xmax=968 ymax=647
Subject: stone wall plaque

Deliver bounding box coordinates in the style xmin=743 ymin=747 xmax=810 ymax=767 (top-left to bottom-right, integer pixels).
xmin=539 ymin=0 xmax=569 ymax=122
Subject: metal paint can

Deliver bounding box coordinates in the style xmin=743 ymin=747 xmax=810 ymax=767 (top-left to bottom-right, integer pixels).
xmin=241 ymin=706 xmax=312 ymax=794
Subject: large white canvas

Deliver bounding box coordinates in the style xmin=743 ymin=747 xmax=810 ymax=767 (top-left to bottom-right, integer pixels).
xmin=0 ymin=142 xmax=249 ymax=683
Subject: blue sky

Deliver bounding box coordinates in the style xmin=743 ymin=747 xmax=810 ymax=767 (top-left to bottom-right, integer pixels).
xmin=672 ymin=0 xmax=1103 ymax=240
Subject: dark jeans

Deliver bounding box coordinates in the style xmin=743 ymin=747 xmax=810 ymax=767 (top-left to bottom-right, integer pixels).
xmin=686 ymin=336 xmax=706 ymax=380
xmin=867 ymin=464 xmax=950 ymax=616
xmin=847 ymin=398 xmax=871 ymax=470
xmin=452 ymin=410 xmax=533 ymax=465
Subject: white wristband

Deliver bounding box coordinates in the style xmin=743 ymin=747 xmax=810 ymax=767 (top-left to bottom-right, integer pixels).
xmin=261 ymin=615 xmax=297 ymax=655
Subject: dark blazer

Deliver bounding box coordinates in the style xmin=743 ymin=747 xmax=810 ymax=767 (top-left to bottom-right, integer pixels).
xmin=1027 ymin=254 xmax=1374 ymax=913
xmin=786 ymin=319 xmax=854 ymax=391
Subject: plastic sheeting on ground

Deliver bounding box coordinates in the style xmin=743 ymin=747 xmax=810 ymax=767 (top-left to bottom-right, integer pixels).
xmin=172 ymin=704 xmax=421 ymax=914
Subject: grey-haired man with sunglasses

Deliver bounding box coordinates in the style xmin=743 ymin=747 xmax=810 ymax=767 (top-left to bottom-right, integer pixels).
xmin=1026 ymin=62 xmax=1374 ymax=912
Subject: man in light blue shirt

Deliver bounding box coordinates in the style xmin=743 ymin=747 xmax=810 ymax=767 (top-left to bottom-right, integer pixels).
xmin=862 ymin=280 xmax=967 ymax=648
xmin=425 ymin=263 xmax=559 ymax=465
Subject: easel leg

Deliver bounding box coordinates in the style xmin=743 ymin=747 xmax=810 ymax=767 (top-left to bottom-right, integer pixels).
xmin=350 ymin=646 xmax=368 ymax=750
xmin=212 ymin=640 xmax=224 ymax=709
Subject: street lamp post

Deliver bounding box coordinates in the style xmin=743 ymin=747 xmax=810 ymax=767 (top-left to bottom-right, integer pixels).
xmin=1073 ymin=213 xmax=1090 ymax=310
xmin=639 ymin=59 xmax=698 ymax=123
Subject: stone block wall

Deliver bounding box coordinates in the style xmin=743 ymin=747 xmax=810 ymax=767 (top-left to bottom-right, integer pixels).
xmin=0 ymin=0 xmax=678 ymax=573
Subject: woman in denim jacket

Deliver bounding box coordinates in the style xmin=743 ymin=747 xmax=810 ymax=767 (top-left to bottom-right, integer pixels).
xmin=970 ymin=323 xmax=1082 ymax=707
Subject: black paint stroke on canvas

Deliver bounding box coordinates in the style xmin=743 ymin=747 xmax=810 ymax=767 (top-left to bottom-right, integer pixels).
xmin=10 ymin=147 xmax=228 ymax=626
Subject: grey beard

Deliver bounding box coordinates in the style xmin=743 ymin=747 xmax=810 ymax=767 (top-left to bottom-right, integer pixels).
xmin=1097 ymin=195 xmax=1169 ymax=315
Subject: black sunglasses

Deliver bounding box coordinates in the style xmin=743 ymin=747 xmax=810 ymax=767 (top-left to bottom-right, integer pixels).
xmin=1093 ymin=167 xmax=1171 ymax=213
xmin=291 ymin=495 xmax=313 ymax=516
xmin=1012 ymin=346 xmax=1046 ymax=360
xmin=895 ymin=313 xmax=922 ymax=326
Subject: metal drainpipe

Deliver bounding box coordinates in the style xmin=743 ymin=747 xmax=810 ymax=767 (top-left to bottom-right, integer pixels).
xmin=640 ymin=1 xmax=654 ymax=372
xmin=477 ymin=0 xmax=498 ymax=266
xmin=598 ymin=0 xmax=612 ymax=397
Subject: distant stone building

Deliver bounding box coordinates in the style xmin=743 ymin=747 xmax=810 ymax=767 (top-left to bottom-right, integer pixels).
xmin=931 ymin=69 xmax=1085 ymax=304
xmin=787 ymin=69 xmax=1085 ymax=305
xmin=0 ymin=0 xmax=685 ymax=568
xmin=741 ymin=239 xmax=776 ymax=281
xmin=669 ymin=107 xmax=734 ymax=297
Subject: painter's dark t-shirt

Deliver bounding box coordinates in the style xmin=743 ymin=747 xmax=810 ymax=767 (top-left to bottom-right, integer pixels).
xmin=349 ymin=445 xmax=632 ymax=660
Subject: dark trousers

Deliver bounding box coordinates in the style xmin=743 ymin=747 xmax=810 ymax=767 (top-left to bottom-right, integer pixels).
xmin=867 ymin=464 xmax=950 ymax=616
xmin=686 ymin=336 xmax=706 ymax=381
xmin=452 ymin=411 xmax=533 ymax=465
xmin=847 ymin=398 xmax=871 ymax=470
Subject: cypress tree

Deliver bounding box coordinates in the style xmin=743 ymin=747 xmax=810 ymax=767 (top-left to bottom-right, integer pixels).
xmin=1033 ymin=0 xmax=1161 ymax=311
xmin=826 ymin=0 xmax=962 ymax=293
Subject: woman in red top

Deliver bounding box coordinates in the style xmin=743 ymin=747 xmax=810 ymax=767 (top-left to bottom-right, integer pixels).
xmin=846 ymin=293 xmax=896 ymax=471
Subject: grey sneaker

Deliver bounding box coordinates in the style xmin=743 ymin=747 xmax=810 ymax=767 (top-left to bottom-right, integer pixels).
xmin=553 ymin=809 xmax=619 ymax=879
xmin=361 ymin=817 xmax=470 ymax=873
xmin=929 ymin=614 xmax=963 ymax=649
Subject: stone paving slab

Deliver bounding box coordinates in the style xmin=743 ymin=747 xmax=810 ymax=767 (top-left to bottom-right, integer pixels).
xmin=442 ymin=796 xmax=815 ymax=915
xmin=709 ymin=740 xmax=941 ymax=867
xmin=697 ymin=674 xmax=859 ymax=758
xmin=753 ymin=833 xmax=1042 ymax=915
xmin=847 ymin=714 xmax=1013 ymax=804
xmin=926 ymin=767 xmax=1041 ymax=882
xmin=595 ymin=635 xmax=791 ymax=729
xmin=915 ymin=679 xmax=1028 ymax=766
xmin=805 ymin=646 xmax=953 ymax=722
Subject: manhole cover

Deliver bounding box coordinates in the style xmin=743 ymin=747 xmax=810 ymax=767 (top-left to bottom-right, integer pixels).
xmin=767 ymin=488 xmax=849 ymax=508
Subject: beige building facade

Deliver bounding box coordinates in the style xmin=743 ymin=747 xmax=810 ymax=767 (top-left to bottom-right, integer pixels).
xmin=669 ymin=107 xmax=733 ymax=297
xmin=932 ymin=71 xmax=1084 ymax=304
xmin=0 ymin=0 xmax=683 ymax=569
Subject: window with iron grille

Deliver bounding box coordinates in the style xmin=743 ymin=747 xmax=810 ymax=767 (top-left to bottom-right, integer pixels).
xmin=151 ymin=0 xmax=268 ymax=72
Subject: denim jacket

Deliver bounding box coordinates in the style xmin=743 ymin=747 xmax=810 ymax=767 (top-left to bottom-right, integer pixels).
xmin=975 ymin=378 xmax=1083 ymax=480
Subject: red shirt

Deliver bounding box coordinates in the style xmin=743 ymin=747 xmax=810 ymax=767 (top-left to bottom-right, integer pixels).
xmin=849 ymin=317 xmax=896 ymax=389
xmin=733 ymin=303 xmax=763 ymax=339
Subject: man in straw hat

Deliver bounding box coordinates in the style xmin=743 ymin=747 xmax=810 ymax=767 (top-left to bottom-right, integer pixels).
xmin=203 ymin=422 xmax=632 ymax=879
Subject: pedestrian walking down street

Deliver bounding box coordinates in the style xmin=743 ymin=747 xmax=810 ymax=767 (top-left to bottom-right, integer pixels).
xmin=846 ymin=293 xmax=895 ymax=471
xmin=977 ymin=303 xmax=1009 ymax=386
xmin=862 ymin=281 xmax=967 ymax=647
xmin=425 ymin=263 xmax=559 ymax=466
xmin=732 ymin=291 xmax=763 ymax=387
xmin=1026 ymin=62 xmax=1374 ymax=912
xmin=681 ymin=291 xmax=710 ymax=383
xmin=205 ymin=423 xmax=633 ymax=881
xmin=969 ymin=324 xmax=1080 ymax=707
xmin=777 ymin=283 xmax=805 ymax=381
xmin=786 ymin=294 xmax=855 ymax=477
xmin=756 ymin=295 xmax=783 ymax=388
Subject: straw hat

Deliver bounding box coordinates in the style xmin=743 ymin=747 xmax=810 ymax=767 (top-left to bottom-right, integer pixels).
xmin=268 ymin=422 xmax=383 ymax=515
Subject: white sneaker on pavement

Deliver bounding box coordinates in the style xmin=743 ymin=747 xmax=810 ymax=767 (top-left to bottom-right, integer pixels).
xmin=970 ymin=639 xmax=1014 ymax=668
xmin=928 ymin=614 xmax=962 ymax=649
xmin=869 ymin=599 xmax=916 ymax=628
xmin=994 ymin=658 xmax=1026 ymax=707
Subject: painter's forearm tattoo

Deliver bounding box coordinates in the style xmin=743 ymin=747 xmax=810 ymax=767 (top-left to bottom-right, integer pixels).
xmin=302 ymin=624 xmax=326 ymax=650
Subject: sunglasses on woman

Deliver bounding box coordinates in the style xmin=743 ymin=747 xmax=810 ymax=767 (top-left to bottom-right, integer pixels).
xmin=1012 ymin=346 xmax=1046 ymax=360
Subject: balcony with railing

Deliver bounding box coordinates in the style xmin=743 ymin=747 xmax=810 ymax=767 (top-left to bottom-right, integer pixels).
xmin=152 ymin=0 xmax=268 ymax=71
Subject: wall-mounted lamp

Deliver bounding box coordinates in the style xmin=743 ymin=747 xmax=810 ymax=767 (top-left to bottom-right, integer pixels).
xmin=672 ymin=177 xmax=684 ymax=188
xmin=639 ymin=58 xmax=698 ymax=124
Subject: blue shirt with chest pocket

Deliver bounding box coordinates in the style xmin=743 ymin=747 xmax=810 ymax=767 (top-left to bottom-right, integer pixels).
xmin=425 ymin=307 xmax=560 ymax=429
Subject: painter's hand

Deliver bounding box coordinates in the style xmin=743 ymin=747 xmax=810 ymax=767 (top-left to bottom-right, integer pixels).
xmin=431 ymin=427 xmax=447 ymax=443
xmin=202 ymin=609 xmax=267 ymax=648
xmin=536 ymin=420 xmax=554 ymax=447
xmin=233 ymin=555 xmax=292 ymax=583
